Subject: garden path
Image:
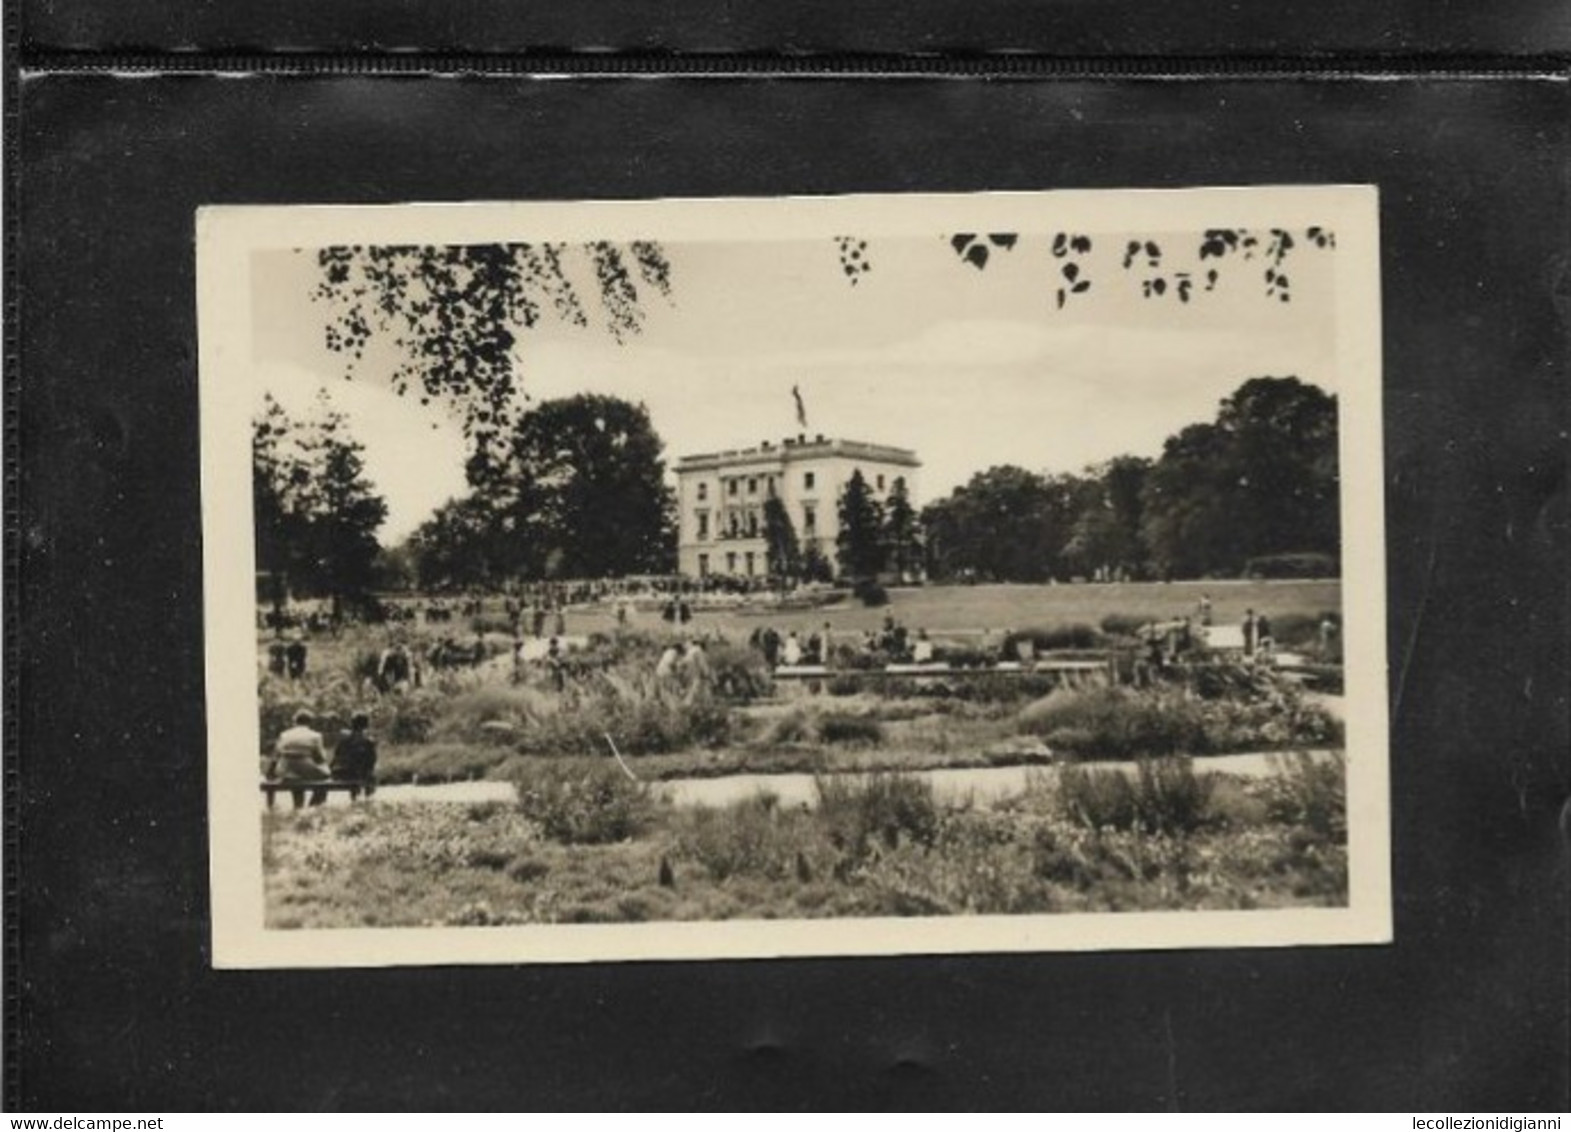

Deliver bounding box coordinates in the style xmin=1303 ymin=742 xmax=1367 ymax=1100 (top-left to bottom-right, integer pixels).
xmin=358 ymin=747 xmax=1343 ymax=811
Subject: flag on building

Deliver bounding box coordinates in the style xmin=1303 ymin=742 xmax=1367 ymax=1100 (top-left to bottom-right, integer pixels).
xmin=792 ymin=384 xmax=808 ymax=429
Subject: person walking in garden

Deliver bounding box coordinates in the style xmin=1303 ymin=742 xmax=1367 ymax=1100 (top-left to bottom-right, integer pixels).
xmin=760 ymin=625 xmax=781 ymax=666
xmin=656 ymin=641 xmax=685 ymax=682
xmin=547 ymin=636 xmax=567 ymax=692
xmin=1242 ymin=609 xmax=1259 ymax=657
xmin=284 ymin=633 xmax=308 ymax=679
xmin=332 ymin=712 xmax=379 ymax=801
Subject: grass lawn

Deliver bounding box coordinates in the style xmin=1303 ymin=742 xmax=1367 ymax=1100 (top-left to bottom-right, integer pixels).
xmin=535 ymin=579 xmax=1341 ymax=640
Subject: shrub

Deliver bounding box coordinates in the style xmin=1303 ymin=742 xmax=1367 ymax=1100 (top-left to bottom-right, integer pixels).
xmin=1054 ymin=758 xmax=1216 ymax=835
xmin=946 ymin=673 xmax=1062 ymax=705
xmin=853 ymin=578 xmax=890 ymax=607
xmin=816 ymin=772 xmax=939 ymax=859
xmin=432 ymin=685 xmax=553 ymax=742
xmin=1053 ymin=765 xmax=1140 ymax=831
xmin=1099 ymin=614 xmax=1149 ymax=639
xmin=856 ymin=811 xmax=1049 ymax=915
xmin=515 ymin=672 xmax=739 ymax=757
xmin=1000 ymin=624 xmax=1103 ymax=656
xmin=468 ymin=613 xmax=516 ymax=636
xmin=816 ymin=712 xmax=885 ymax=746
xmin=674 ymin=793 xmax=825 ymax=882
xmin=766 ymin=708 xmax=816 ymax=745
xmin=938 ymin=644 xmax=994 ymax=669
xmin=506 ymin=854 xmax=551 ymax=883
xmin=1019 ymin=687 xmax=1209 ymax=758
xmin=706 ymin=643 xmax=774 ymax=702
xmin=1257 ymin=752 xmax=1347 ymax=840
xmin=1018 ymin=683 xmax=1339 ymax=758
xmin=507 ymin=758 xmax=656 ymax=844
xmin=1243 ymin=552 xmax=1339 ymax=579
xmin=827 ymin=674 xmax=865 ymax=696
xmin=1132 ymin=757 xmax=1216 ymax=835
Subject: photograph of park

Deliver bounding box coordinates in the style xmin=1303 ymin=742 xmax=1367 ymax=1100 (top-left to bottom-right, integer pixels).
xmin=200 ymin=190 xmax=1389 ymax=961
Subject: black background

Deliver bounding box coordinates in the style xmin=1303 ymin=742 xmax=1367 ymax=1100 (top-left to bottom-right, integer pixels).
xmin=12 ymin=75 xmax=1570 ymax=1109
xmin=19 ymin=0 xmax=1571 ymax=58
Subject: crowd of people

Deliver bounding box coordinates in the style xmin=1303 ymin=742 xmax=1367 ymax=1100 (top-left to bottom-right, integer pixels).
xmin=746 ymin=614 xmax=930 ymax=668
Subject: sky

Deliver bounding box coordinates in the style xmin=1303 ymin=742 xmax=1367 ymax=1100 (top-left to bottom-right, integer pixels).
xmin=250 ymin=230 xmax=1339 ymax=541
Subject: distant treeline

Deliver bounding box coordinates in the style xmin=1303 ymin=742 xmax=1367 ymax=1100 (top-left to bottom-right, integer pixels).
xmin=920 ymin=376 xmax=1340 ymax=583
xmin=255 ymin=376 xmax=1340 ymax=604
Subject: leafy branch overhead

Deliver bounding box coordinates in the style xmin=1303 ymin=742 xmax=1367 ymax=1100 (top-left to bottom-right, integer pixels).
xmin=833 ymin=227 xmax=1335 ymax=308
xmin=312 ymin=241 xmax=674 ymax=463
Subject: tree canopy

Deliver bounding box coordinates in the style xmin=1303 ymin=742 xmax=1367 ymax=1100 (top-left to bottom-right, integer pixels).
xmin=253 ymin=391 xmax=388 ymax=613
xmin=406 ymin=394 xmax=676 ymax=586
xmin=920 ymin=377 xmax=1339 ymax=583
xmin=836 ymin=470 xmax=887 ymax=579
xmin=312 ymin=241 xmax=673 ymax=474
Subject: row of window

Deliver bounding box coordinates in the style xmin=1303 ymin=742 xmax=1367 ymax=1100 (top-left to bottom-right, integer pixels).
xmin=694 ymin=504 xmax=817 ymax=541
xmin=694 ymin=468 xmax=891 ymax=502
xmin=696 ymin=551 xmax=756 ymax=577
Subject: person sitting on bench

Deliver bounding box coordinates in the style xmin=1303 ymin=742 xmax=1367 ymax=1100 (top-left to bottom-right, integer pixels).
xmin=332 ymin=712 xmax=378 ymax=801
xmin=269 ymin=709 xmax=330 ymax=807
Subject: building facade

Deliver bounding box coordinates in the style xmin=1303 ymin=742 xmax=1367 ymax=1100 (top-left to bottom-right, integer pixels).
xmin=675 ymin=434 xmax=920 ymax=580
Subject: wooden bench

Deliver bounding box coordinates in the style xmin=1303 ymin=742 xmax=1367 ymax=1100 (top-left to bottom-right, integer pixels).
xmin=260 ymin=779 xmax=373 ymax=810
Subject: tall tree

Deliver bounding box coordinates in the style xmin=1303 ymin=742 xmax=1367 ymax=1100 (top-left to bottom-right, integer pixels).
xmin=1139 ymin=376 xmax=1338 ymax=578
xmin=762 ymin=495 xmax=802 ymax=583
xmin=921 ymin=465 xmax=1078 ymax=583
xmin=251 ymin=391 xmax=388 ymax=614
xmin=475 ymin=394 xmax=676 ymax=579
xmin=1214 ymin=376 xmax=1340 ymax=563
xmin=406 ymin=495 xmax=515 ymax=590
xmin=882 ymin=476 xmax=922 ymax=581
xmin=305 ymin=394 xmax=390 ymax=614
xmin=836 ymin=469 xmax=886 ymax=579
xmin=1063 ymin=456 xmax=1151 ymax=578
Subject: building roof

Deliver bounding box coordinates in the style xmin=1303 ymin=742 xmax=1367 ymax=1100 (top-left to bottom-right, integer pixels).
xmin=676 ymin=435 xmax=920 ymax=473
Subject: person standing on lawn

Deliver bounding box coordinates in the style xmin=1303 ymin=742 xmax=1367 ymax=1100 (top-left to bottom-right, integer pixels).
xmin=1242 ymin=609 xmax=1259 ymax=657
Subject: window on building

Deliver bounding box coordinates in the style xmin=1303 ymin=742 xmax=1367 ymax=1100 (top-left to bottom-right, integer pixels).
xmin=698 ymin=553 xmax=709 ymax=577
xmin=728 ymin=478 xmax=738 ymax=496
xmin=745 ymin=552 xmax=755 ymax=576
xmin=804 ymin=471 xmax=816 ymax=490
xmin=697 ymin=482 xmax=708 ymax=502
xmin=748 ymin=477 xmax=758 ymax=495
xmin=803 ymin=504 xmax=816 ymax=535
xmin=728 ymin=513 xmax=739 ymax=537
xmin=747 ymin=511 xmax=759 ymax=537
xmin=726 ymin=552 xmax=736 ymax=572
xmin=696 ymin=511 xmax=709 ymax=540
xmin=876 ymin=474 xmax=886 ymax=490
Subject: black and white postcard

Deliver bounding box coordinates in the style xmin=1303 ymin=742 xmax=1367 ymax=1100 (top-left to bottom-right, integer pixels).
xmin=198 ymin=187 xmax=1389 ymax=966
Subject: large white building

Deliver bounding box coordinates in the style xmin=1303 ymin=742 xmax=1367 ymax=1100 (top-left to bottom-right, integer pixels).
xmin=675 ymin=434 xmax=920 ymax=580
